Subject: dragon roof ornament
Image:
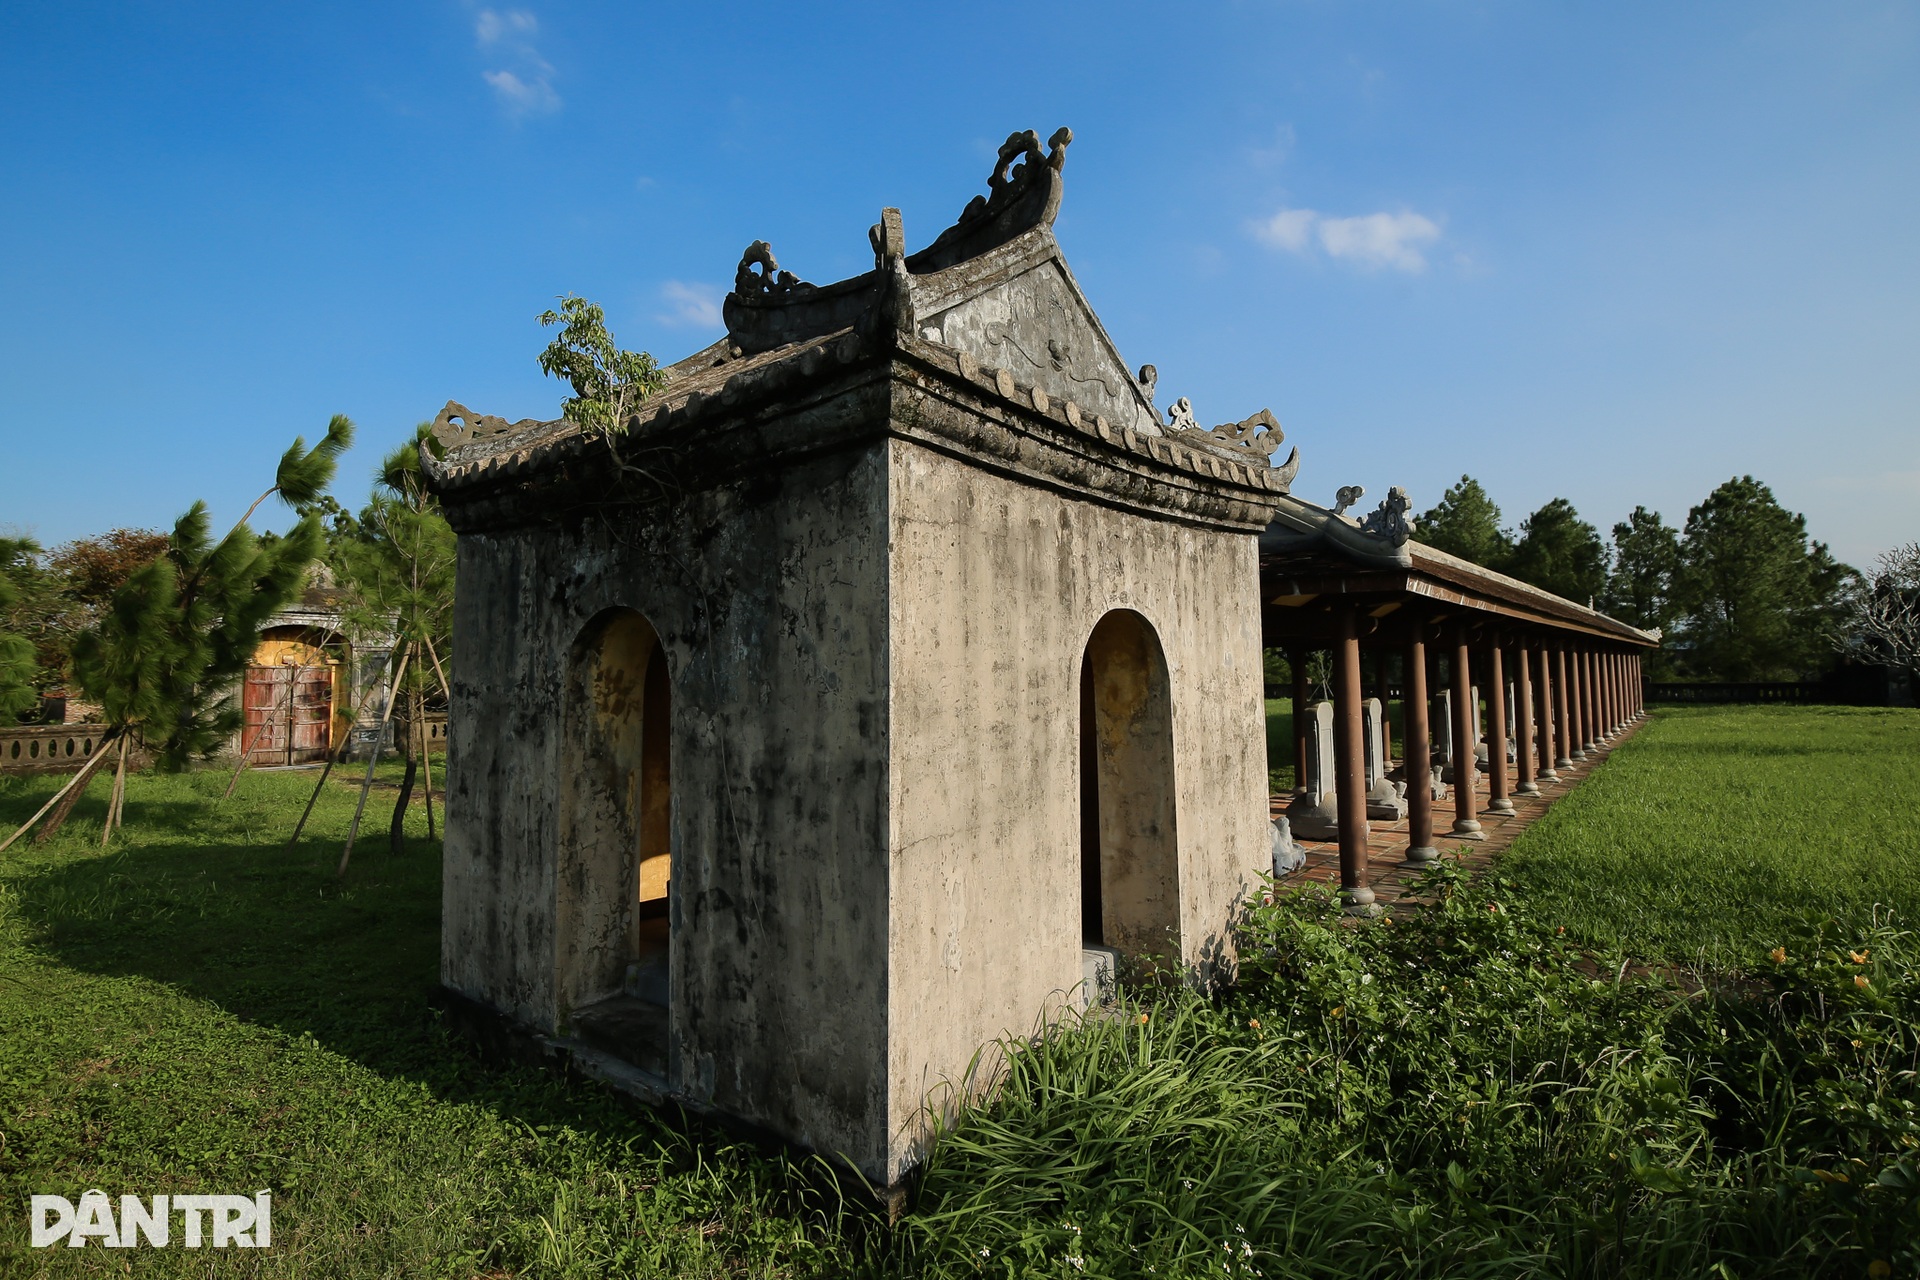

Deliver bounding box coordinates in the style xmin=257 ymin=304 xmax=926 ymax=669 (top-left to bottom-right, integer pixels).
xmin=905 ymin=127 xmax=1072 ymax=273
xmin=1158 ymin=396 xmax=1300 ymax=485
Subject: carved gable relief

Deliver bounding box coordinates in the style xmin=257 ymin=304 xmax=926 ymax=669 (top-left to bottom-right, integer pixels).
xmin=925 ymin=257 xmax=1159 ymax=435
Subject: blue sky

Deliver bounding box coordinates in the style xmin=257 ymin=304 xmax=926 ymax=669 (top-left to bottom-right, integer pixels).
xmin=2 ymin=2 xmax=1915 ymax=568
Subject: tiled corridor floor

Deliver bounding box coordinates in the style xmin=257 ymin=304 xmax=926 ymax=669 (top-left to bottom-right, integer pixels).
xmin=1269 ymin=718 xmax=1645 ymax=908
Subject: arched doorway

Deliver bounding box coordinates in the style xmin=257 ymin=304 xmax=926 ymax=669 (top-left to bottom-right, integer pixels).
xmin=1078 ymin=609 xmax=1180 ymax=962
xmin=557 ymin=609 xmax=674 ymax=1057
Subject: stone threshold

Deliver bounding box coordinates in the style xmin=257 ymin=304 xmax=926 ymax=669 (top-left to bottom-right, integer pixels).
xmin=1269 ymin=716 xmax=1648 ymax=911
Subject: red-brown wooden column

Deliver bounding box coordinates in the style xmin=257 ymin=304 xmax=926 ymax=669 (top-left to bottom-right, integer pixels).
xmin=1486 ymin=634 xmax=1513 ymax=814
xmin=1401 ymin=626 xmax=1438 ymax=865
xmin=1289 ymin=646 xmax=1310 ymax=796
xmin=1564 ymin=643 xmax=1583 ymax=761
xmin=1589 ymin=652 xmax=1605 ymax=752
xmin=1612 ymin=652 xmax=1625 ymax=731
xmin=1574 ymin=644 xmax=1589 ymax=756
xmin=1534 ymin=639 xmax=1559 ymax=782
xmin=1552 ymin=645 xmax=1575 ymax=769
xmin=1332 ymin=608 xmax=1375 ymax=909
xmin=1635 ymin=653 xmax=1644 ymax=717
xmin=1607 ymin=651 xmax=1621 ymax=734
xmin=1450 ymin=625 xmax=1484 ymax=839
xmin=1596 ymin=650 xmax=1610 ymax=741
xmin=1596 ymin=650 xmax=1611 ymax=738
xmin=1515 ymin=642 xmax=1538 ymax=796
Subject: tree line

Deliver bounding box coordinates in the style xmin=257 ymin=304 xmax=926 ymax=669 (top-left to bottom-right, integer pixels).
xmin=1412 ymin=474 xmax=1863 ymax=682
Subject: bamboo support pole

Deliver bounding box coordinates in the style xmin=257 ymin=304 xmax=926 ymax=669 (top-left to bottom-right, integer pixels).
xmin=336 ymin=644 xmax=411 ymax=878
xmin=285 ymin=653 xmax=398 ymax=852
xmin=0 ymin=729 xmax=122 ymax=854
xmin=100 ymin=736 xmax=130 ymax=846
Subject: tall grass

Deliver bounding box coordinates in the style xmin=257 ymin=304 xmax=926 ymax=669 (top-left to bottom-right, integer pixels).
xmin=898 ymin=865 xmax=1920 ymax=1278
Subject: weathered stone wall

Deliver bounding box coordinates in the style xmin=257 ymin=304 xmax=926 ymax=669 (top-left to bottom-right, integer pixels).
xmin=440 ymin=441 xmax=895 ymax=1173
xmin=882 ymin=439 xmax=1271 ymax=1177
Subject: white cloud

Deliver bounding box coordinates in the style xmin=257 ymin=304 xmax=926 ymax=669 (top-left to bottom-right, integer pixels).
xmin=474 ymin=8 xmax=537 ymax=44
xmin=483 ymin=68 xmax=559 ymax=115
xmin=472 ymin=7 xmax=559 ymax=117
xmin=1252 ymin=207 xmax=1317 ymax=253
xmin=1317 ymin=211 xmax=1442 ymax=271
xmin=1250 ymin=205 xmax=1444 ymax=273
xmin=657 ymin=281 xmax=722 ymax=329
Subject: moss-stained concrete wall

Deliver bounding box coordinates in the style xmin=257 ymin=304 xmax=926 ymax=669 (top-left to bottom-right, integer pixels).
xmin=433 ymin=333 xmax=1283 ymax=1185
xmin=440 ymin=440 xmax=895 ymax=1173
xmin=882 ymin=439 xmax=1270 ymax=1176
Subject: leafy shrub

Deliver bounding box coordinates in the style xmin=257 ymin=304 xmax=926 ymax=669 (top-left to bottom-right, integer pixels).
xmin=896 ymin=864 xmax=1920 ymax=1279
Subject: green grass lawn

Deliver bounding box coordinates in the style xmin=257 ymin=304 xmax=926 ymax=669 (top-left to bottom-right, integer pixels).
xmin=0 ymin=764 xmax=854 ymax=1277
xmin=1499 ymin=705 xmax=1920 ymax=967
xmin=2 ymin=706 xmax=1917 ymax=1277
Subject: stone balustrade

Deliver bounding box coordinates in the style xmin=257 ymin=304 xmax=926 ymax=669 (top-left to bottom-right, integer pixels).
xmin=0 ymin=725 xmax=108 ymax=775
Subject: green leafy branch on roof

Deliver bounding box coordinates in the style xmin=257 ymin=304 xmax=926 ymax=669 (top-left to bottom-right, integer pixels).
xmin=537 ymin=295 xmax=668 ymax=441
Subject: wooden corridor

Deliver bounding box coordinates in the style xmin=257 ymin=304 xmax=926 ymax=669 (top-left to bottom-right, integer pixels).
xmin=1270 ymin=716 xmax=1645 ymax=909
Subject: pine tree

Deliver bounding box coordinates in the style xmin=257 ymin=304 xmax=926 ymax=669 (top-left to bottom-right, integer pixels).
xmin=1604 ymin=506 xmax=1683 ymax=678
xmin=330 ymin=423 xmax=458 ymax=854
xmin=1504 ymin=498 xmax=1608 ymax=604
xmin=332 ymin=424 xmax=456 ymax=673
xmin=1674 ymin=475 xmax=1859 ymax=680
xmin=1414 ymin=476 xmax=1512 ymax=568
xmin=69 ymin=418 xmax=354 ymax=772
xmin=0 ymin=538 xmax=41 ymax=723
xmin=1605 ymin=508 xmax=1682 ymax=630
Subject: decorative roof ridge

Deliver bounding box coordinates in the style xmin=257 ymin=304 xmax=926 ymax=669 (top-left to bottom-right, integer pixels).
xmin=719 ymin=126 xmax=1074 ymax=359
xmin=421 ymin=326 xmax=875 ymax=494
xmin=894 ymin=332 xmax=1294 ymax=498
xmin=904 ymin=127 xmax=1071 ymax=275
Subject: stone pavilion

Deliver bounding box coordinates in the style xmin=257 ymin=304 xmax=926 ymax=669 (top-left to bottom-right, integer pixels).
xmin=421 ymin=128 xmax=1297 ymax=1191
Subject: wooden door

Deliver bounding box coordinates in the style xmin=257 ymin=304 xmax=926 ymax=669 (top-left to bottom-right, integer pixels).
xmin=243 ymin=666 xmax=293 ymax=765
xmin=289 ymin=667 xmax=332 ymax=763
xmin=244 ymin=664 xmax=334 ymax=765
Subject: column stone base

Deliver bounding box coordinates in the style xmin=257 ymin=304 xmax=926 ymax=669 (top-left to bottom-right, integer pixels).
xmin=1487 ymin=797 xmax=1515 ymax=813
xmin=1516 ymin=781 xmax=1541 ymax=796
xmin=1340 ymin=884 xmax=1380 ymax=916
xmin=1400 ymin=844 xmax=1441 ymax=867
xmin=1449 ymin=819 xmax=1486 ymax=841
xmin=1553 ymin=757 xmax=1572 ymax=771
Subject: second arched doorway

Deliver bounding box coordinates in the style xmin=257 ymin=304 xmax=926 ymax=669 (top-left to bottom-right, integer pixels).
xmin=1078 ymin=609 xmax=1181 ymax=963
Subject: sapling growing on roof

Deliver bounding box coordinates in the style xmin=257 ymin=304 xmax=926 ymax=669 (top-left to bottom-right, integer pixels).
xmin=536 ymin=294 xmax=668 ymax=440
